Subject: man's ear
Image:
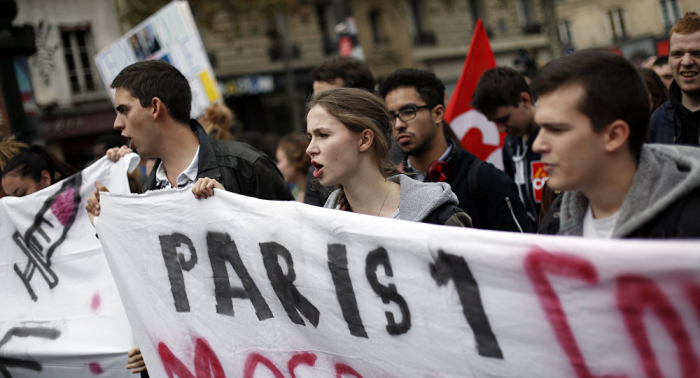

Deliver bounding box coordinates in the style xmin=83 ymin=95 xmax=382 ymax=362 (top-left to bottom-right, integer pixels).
xmin=604 ymin=120 xmax=631 ymax=153
xmin=520 ymin=92 xmax=533 ymax=109
xmin=151 ymin=97 xmax=165 ymax=121
xmin=432 ymin=104 xmax=445 ymax=126
xmin=358 ymin=129 xmax=375 ymax=152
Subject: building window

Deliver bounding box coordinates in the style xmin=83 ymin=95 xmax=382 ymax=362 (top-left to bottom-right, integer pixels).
xmin=315 ymin=2 xmax=337 ymax=55
xmin=659 ymin=0 xmax=681 ymax=30
xmin=369 ymin=9 xmax=388 ymax=47
xmin=516 ymin=0 xmax=540 ymax=34
xmin=468 ymin=0 xmax=483 ymax=29
xmin=497 ymin=18 xmax=507 ymax=34
xmin=266 ymin=15 xmax=300 ymax=62
xmin=406 ymin=0 xmax=435 ymax=46
xmin=606 ymin=8 xmax=627 ymax=41
xmin=558 ymin=21 xmax=573 ymax=46
xmin=59 ymin=26 xmax=97 ymax=95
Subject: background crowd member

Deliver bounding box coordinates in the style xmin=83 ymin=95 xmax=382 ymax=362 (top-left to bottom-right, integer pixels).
xmin=305 ymin=56 xmax=378 ymax=207
xmin=237 ymin=131 xmax=279 ymax=160
xmin=276 ymin=132 xmax=311 ymax=202
xmin=0 ymin=135 xmax=28 ymax=198
xmin=378 ymin=68 xmax=531 ymax=232
xmin=311 ymin=56 xmax=376 ymax=93
xmin=85 ymin=60 xmax=293 ymax=375
xmin=651 ymin=56 xmax=674 ymax=89
xmin=534 ymin=49 xmax=700 ymax=238
xmin=649 ymin=12 xmax=700 ymax=145
xmin=307 ymin=88 xmax=470 ymax=226
xmin=640 ymin=68 xmax=669 ymax=114
xmin=2 ymin=145 xmax=76 ymax=198
xmin=472 ymin=67 xmax=543 ymax=231
xmin=91 ymin=134 xmax=126 ymax=164
xmin=199 ymin=102 xmax=238 ymax=141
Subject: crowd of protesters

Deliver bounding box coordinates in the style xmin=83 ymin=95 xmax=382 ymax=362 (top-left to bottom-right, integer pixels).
xmin=2 ymin=10 xmax=699 ymax=376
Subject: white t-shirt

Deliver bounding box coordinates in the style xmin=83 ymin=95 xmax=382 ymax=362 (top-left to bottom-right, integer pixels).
xmin=582 ymin=205 xmax=619 ymax=239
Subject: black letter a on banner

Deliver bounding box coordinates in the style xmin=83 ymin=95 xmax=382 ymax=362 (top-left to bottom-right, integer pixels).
xmin=260 ymin=242 xmax=320 ymax=327
xmin=206 ymin=232 xmax=273 ymax=321
xmin=431 ymin=250 xmax=503 ymax=359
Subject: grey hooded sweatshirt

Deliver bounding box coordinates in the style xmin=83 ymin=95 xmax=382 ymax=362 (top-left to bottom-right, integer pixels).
xmin=324 ymin=174 xmax=472 ymax=226
xmin=554 ymin=144 xmax=700 ymax=238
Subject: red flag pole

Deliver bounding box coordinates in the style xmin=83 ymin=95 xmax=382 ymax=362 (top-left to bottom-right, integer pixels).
xmin=444 ymin=19 xmax=496 ymax=122
xmin=443 ymin=19 xmax=504 ymax=168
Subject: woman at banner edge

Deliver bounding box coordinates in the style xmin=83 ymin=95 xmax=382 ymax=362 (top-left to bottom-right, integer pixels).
xmin=3 ymin=146 xmax=147 ymax=375
xmin=1 ymin=145 xmax=77 ymax=197
xmin=306 ymin=87 xmax=472 ymax=226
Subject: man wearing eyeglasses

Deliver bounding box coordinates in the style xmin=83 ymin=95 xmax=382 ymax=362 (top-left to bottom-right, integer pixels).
xmin=379 ymin=68 xmax=533 ymax=232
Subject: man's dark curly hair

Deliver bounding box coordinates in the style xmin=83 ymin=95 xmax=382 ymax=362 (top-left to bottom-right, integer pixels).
xmin=378 ymin=68 xmax=445 ymax=107
xmin=472 ymin=67 xmax=530 ymax=116
xmin=312 ymin=56 xmax=376 ymax=92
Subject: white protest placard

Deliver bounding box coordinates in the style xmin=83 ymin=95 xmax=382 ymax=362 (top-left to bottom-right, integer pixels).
xmin=96 ymin=188 xmax=700 ymax=378
xmin=0 ymin=155 xmax=140 ymax=378
xmin=94 ymin=1 xmax=220 ymax=118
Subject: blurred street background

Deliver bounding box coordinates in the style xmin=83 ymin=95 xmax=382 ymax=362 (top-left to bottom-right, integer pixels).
xmin=2 ymin=0 xmax=691 ymax=169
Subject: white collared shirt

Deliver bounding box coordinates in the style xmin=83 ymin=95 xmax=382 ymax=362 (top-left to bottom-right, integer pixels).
xmin=155 ymin=146 xmax=200 ymax=189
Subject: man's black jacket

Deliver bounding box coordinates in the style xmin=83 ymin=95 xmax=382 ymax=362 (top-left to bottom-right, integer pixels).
xmin=649 ymin=81 xmax=700 ymax=146
xmin=144 ymin=120 xmax=294 ymax=201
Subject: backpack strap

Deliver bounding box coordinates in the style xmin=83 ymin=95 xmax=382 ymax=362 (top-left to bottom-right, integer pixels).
xmin=467 ymin=159 xmax=484 ymax=222
xmin=468 ymin=159 xmax=484 ymax=206
xmin=422 ymin=202 xmax=468 ymax=226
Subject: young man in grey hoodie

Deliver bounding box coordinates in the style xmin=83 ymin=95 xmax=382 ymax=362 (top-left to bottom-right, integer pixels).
xmin=534 ymin=50 xmax=700 ymax=238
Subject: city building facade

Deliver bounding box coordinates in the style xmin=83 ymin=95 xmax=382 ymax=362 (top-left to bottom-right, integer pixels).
xmin=206 ymin=0 xmax=554 ymax=134
xmin=15 ymin=0 xmax=682 ymax=165
xmin=15 ymin=0 xmax=123 ymax=166
xmin=555 ymin=0 xmax=695 ymax=63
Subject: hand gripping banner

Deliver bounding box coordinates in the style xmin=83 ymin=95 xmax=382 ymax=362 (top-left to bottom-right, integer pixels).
xmin=0 ymin=155 xmax=140 ymax=378
xmin=96 ymin=188 xmax=700 ymax=378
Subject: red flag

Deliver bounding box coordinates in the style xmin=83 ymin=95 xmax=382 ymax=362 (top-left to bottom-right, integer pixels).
xmin=444 ymin=19 xmax=505 ymax=169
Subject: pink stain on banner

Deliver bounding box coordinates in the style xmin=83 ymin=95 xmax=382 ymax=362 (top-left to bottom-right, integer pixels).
xmin=50 ymin=188 xmax=76 ymax=227
xmin=88 ymin=362 xmax=104 ymax=374
xmin=91 ymin=293 xmax=101 ymax=312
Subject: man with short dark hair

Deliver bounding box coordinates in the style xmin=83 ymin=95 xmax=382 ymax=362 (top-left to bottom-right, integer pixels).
xmin=85 ymin=60 xmax=294 ymax=374
xmin=90 ymin=60 xmax=292 ymax=197
xmin=472 ymin=67 xmax=542 ymax=230
xmin=379 ymin=68 xmax=532 ymax=232
xmin=649 ymin=12 xmax=700 ymax=145
xmin=651 ymin=56 xmax=674 ymax=89
xmin=311 ymin=56 xmax=376 ymax=94
xmin=534 ymin=50 xmax=700 ymax=238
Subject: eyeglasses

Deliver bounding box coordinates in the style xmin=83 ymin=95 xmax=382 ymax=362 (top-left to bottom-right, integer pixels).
xmin=389 ymin=105 xmax=434 ymax=123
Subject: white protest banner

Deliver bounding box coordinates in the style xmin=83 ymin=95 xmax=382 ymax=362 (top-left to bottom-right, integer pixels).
xmin=94 ymin=1 xmax=220 ymax=118
xmin=96 ymin=188 xmax=700 ymax=377
xmin=0 ymin=155 xmax=140 ymax=378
